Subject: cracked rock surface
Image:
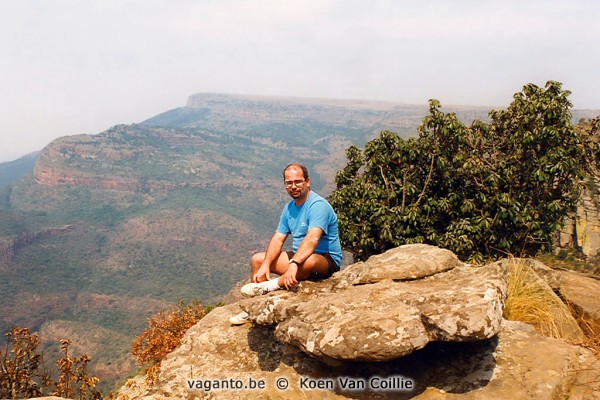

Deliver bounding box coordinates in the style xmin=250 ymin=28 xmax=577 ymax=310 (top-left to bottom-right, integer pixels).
xmin=114 ymin=244 xmax=600 ymax=400
xmin=242 ymin=244 xmax=508 ymax=362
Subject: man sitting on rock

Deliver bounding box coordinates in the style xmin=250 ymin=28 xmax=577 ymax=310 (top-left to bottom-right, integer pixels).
xmin=230 ymin=163 xmax=343 ymax=325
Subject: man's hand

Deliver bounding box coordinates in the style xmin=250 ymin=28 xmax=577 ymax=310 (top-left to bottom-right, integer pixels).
xmin=252 ymin=232 xmax=287 ymax=283
xmin=252 ymin=261 xmax=271 ymax=283
xmin=280 ymin=262 xmax=299 ymax=289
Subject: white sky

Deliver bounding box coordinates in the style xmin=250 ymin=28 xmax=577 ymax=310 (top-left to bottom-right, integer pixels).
xmin=1 ymin=0 xmax=599 ymax=162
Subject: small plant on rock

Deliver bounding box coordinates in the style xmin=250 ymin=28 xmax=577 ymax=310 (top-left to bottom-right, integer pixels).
xmin=131 ymin=300 xmax=206 ymax=385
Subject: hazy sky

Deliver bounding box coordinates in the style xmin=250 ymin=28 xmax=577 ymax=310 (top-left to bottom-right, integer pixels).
xmin=1 ymin=0 xmax=599 ymax=162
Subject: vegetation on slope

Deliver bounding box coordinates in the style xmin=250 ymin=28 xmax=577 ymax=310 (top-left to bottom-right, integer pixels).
xmin=131 ymin=300 xmax=208 ymax=385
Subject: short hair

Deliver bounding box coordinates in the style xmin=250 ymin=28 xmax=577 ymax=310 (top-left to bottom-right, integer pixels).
xmin=283 ymin=164 xmax=309 ymax=180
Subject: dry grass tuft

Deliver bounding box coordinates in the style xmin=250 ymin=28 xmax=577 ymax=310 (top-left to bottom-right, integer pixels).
xmin=503 ymin=258 xmax=582 ymax=340
xmin=573 ymin=312 xmax=600 ymax=356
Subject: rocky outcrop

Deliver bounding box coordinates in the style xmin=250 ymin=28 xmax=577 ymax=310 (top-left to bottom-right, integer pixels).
xmin=242 ymin=244 xmax=506 ymax=362
xmin=112 ymin=244 xmax=600 ymax=399
xmin=115 ymin=308 xmax=598 ymax=400
xmin=351 ymin=243 xmax=461 ymax=283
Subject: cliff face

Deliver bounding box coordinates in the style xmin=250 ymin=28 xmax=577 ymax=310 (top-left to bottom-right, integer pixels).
xmin=560 ymin=117 xmax=600 ymax=258
xmin=0 ymin=225 xmax=74 ymax=269
xmin=0 ymin=234 xmax=34 ymax=266
xmin=32 ymin=125 xmax=267 ymax=192
xmin=33 ymin=161 xmax=263 ymax=191
xmin=560 ymin=178 xmax=600 ymax=257
xmin=34 ymin=162 xmax=144 ymax=191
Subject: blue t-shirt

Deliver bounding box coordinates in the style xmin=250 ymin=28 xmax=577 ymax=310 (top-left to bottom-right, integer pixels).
xmin=276 ymin=191 xmax=343 ymax=267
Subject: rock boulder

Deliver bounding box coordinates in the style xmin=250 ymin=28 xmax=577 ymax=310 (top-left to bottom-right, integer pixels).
xmin=242 ymin=244 xmax=507 ymax=362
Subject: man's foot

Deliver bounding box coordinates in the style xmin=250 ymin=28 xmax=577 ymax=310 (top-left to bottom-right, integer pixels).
xmin=240 ymin=282 xmax=270 ymax=297
xmin=229 ymin=311 xmax=250 ymax=325
xmin=241 ymin=278 xmax=282 ymax=297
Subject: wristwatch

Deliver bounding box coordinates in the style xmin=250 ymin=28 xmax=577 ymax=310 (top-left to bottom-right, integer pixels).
xmin=289 ymin=259 xmax=300 ymax=266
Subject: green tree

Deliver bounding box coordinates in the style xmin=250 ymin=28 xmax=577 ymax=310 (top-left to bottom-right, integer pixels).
xmin=330 ymin=81 xmax=586 ymax=262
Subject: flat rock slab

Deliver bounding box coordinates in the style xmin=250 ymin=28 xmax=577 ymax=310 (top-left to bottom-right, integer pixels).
xmin=354 ymin=243 xmax=462 ymax=283
xmin=243 ymin=247 xmax=507 ymax=362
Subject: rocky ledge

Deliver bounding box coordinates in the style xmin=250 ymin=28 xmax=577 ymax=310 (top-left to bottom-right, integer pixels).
xmin=116 ymin=244 xmax=600 ymax=400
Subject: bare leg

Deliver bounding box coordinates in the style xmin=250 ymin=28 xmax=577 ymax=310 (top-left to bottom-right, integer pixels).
xmin=251 ymin=251 xmax=290 ymax=282
xmin=292 ymin=253 xmax=330 ymax=280
xmin=251 ymin=251 xmax=330 ymax=284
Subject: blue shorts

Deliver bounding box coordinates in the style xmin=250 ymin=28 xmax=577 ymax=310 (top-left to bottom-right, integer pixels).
xmin=286 ymin=250 xmax=340 ymax=280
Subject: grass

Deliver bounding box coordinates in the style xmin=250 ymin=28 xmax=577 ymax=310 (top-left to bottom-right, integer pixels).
xmin=503 ymin=258 xmax=583 ymax=340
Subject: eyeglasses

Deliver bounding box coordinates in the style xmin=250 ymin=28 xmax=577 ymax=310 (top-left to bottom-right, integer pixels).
xmin=284 ymin=179 xmax=306 ymax=188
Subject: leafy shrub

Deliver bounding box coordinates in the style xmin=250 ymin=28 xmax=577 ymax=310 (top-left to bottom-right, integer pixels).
xmin=131 ymin=300 xmax=206 ymax=385
xmin=330 ymin=81 xmax=586 ymax=262
xmin=54 ymin=339 xmax=102 ymax=400
xmin=0 ymin=327 xmax=102 ymax=399
xmin=0 ymin=328 xmax=50 ymax=399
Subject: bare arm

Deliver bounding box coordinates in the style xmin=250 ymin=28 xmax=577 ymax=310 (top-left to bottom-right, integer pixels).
xmin=280 ymin=227 xmax=323 ymax=289
xmin=252 ymin=232 xmax=288 ymax=283
xmin=291 ymin=227 xmax=323 ymax=264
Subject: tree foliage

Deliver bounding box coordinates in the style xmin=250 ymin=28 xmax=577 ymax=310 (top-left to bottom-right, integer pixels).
xmin=0 ymin=328 xmax=50 ymax=399
xmin=576 ymin=115 xmax=600 ymax=176
xmin=330 ymin=81 xmax=587 ymax=262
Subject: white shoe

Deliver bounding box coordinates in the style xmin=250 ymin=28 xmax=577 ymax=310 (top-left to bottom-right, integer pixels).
xmin=240 ymin=282 xmax=270 ymax=297
xmin=229 ymin=311 xmax=250 ymax=325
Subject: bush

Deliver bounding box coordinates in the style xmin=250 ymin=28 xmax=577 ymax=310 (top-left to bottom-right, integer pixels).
xmin=330 ymin=81 xmax=586 ymax=262
xmin=0 ymin=328 xmax=50 ymax=399
xmin=0 ymin=327 xmax=102 ymax=399
xmin=131 ymin=300 xmax=206 ymax=385
xmin=54 ymin=339 xmax=102 ymax=400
